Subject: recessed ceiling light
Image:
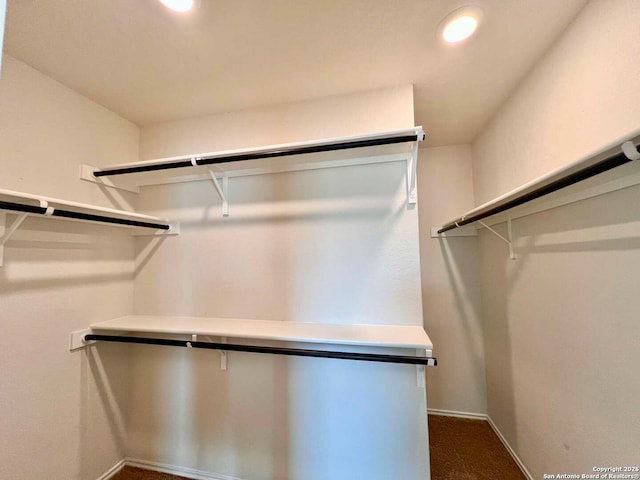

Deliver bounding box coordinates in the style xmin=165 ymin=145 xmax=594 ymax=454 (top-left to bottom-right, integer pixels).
xmin=439 ymin=6 xmax=483 ymax=44
xmin=159 ymin=0 xmax=194 ymax=13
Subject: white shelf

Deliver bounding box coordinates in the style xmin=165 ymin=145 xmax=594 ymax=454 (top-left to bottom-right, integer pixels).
xmin=81 ymin=127 xmax=424 ymax=195
xmin=0 ymin=188 xmax=179 ymax=265
xmin=90 ymin=315 xmax=432 ymax=352
xmin=0 ymin=189 xmax=179 ymax=234
xmin=0 ymin=187 xmax=171 ymax=226
xmin=434 ymin=128 xmax=640 ymax=233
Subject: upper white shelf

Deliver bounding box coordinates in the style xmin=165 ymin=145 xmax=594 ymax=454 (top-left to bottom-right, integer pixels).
xmin=0 ymin=188 xmax=178 ymax=266
xmin=90 ymin=315 xmax=432 ymax=352
xmin=81 ymin=127 xmax=425 ymax=200
xmin=0 ymin=187 xmax=172 ymax=228
xmin=434 ymin=129 xmax=640 ymax=235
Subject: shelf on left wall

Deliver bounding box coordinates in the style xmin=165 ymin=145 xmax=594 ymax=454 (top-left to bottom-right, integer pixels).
xmin=0 ymin=187 xmax=179 ymax=266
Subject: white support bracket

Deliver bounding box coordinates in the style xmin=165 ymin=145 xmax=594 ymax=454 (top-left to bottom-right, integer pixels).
xmin=622 ymin=141 xmax=640 ymax=161
xmin=199 ymin=335 xmax=227 ymax=370
xmin=407 ymin=145 xmax=418 ymax=208
xmin=478 ymin=216 xmax=516 ymax=260
xmin=209 ymin=170 xmax=230 ymax=217
xmin=0 ymin=212 xmax=28 ymax=267
xmin=80 ymin=164 xmax=140 ymax=194
xmin=69 ymin=328 xmax=95 ymax=351
xmin=416 ymin=349 xmax=426 ymax=388
xmin=220 ymin=336 xmax=228 ymax=370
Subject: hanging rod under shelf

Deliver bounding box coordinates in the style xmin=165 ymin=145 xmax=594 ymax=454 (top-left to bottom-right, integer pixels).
xmin=0 ymin=199 xmax=170 ymax=230
xmin=84 ymin=334 xmax=438 ymax=366
xmin=438 ymin=136 xmax=640 ymax=234
xmin=92 ymin=130 xmax=425 ymax=178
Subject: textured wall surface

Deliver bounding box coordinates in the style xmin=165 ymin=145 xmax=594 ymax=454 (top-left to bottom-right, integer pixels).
xmin=418 ymin=145 xmax=486 ymax=415
xmin=0 ymin=55 xmax=139 ymax=480
xmin=129 ymin=88 xmax=431 ymax=480
xmin=472 ymin=0 xmax=640 ymax=477
xmin=139 ymin=85 xmax=415 ymax=160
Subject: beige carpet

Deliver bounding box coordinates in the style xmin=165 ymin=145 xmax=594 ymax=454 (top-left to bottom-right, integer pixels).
xmin=428 ymin=414 xmax=526 ymax=480
xmin=114 ymin=415 xmax=526 ymax=479
xmin=111 ymin=466 xmax=187 ymax=480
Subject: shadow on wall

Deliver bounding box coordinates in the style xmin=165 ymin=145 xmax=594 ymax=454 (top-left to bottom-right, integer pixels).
xmin=436 ymin=236 xmax=486 ymax=393
xmin=117 ymin=340 xmax=292 ymax=478
xmin=477 ymin=226 xmax=518 ymax=447
xmin=284 ymin=348 xmax=428 ymax=480
xmin=226 ymin=349 xmax=291 ymax=479
xmin=79 ymin=344 xmax=130 ymax=478
xmin=120 ymin=161 xmax=426 ymax=479
xmin=509 ymin=184 xmax=640 ymax=256
xmin=0 ymin=215 xmax=134 ymax=291
xmin=132 ymin=161 xmax=418 ymax=327
xmin=134 ymin=236 xmax=165 ymax=277
xmin=176 ymin=205 xmax=397 ymax=228
xmin=98 ymin=340 xmax=429 ymax=479
xmin=475 ymin=182 xmax=640 ymax=459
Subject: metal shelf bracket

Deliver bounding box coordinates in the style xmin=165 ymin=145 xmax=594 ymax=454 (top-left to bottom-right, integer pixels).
xmin=80 ymin=164 xmax=140 ymax=194
xmin=220 ymin=336 xmax=228 ymax=370
xmin=478 ymin=216 xmax=516 ymax=260
xmin=407 ymin=145 xmax=418 ymax=207
xmin=191 ymin=333 xmax=228 ymax=370
xmin=209 ymin=169 xmax=229 ymax=217
xmin=69 ymin=328 xmax=95 ymax=351
xmin=0 ymin=212 xmax=28 ymax=267
xmin=416 ymin=349 xmax=426 ymax=388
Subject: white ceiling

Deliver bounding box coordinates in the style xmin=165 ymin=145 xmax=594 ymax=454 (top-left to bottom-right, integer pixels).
xmin=4 ymin=0 xmax=587 ymax=146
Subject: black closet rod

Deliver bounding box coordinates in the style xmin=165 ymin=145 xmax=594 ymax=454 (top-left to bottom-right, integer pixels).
xmin=93 ymin=134 xmax=423 ymax=177
xmin=84 ymin=334 xmax=438 ymax=366
xmin=0 ymin=200 xmax=170 ymax=230
xmin=438 ymin=143 xmax=640 ymax=234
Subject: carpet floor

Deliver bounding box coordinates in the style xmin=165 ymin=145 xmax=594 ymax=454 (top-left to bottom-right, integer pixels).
xmin=428 ymin=414 xmax=526 ymax=480
xmin=113 ymin=415 xmax=526 ymax=480
xmin=111 ymin=467 xmax=187 ymax=480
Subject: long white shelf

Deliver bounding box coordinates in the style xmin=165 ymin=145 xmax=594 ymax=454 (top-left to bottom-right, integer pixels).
xmin=0 ymin=187 xmax=170 ymax=225
xmin=89 ymin=315 xmax=432 ymax=352
xmin=0 ymin=188 xmax=179 ymax=266
xmin=434 ymin=128 xmax=640 ymax=234
xmin=0 ymin=187 xmax=179 ymax=235
xmin=80 ymin=127 xmax=425 ymax=201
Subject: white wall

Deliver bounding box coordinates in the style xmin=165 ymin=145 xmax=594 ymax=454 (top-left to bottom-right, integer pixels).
xmin=418 ymin=145 xmax=486 ymax=415
xmin=139 ymin=85 xmax=415 ymax=159
xmin=472 ymin=0 xmax=640 ymax=477
xmin=473 ymin=0 xmax=639 ymax=205
xmin=128 ymin=87 xmax=431 ymax=480
xmin=0 ymin=0 xmax=5 ymax=73
xmin=130 ymin=166 xmax=428 ymax=480
xmin=0 ymin=55 xmax=139 ymax=480
xmin=0 ymin=56 xmax=139 ymax=208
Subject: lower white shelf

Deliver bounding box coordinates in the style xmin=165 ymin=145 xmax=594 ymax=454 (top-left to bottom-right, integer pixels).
xmin=89 ymin=315 xmax=432 ymax=353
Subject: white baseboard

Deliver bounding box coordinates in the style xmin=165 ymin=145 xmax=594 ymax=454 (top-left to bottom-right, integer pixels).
xmin=97 ymin=457 xmax=242 ymax=480
xmin=427 ymin=408 xmax=488 ymax=420
xmin=428 ymin=409 xmax=533 ymax=480
xmin=97 ymin=415 xmax=533 ymax=480
xmin=97 ymin=459 xmax=126 ymax=480
xmin=125 ymin=458 xmax=244 ymax=480
xmin=485 ymin=416 xmax=534 ymax=480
